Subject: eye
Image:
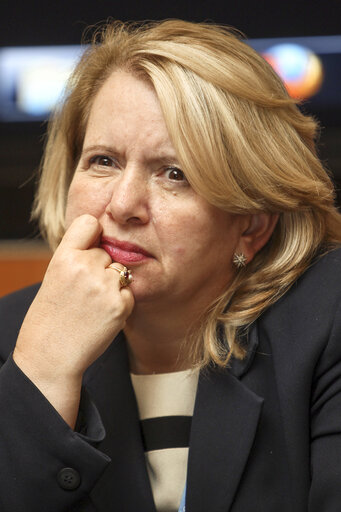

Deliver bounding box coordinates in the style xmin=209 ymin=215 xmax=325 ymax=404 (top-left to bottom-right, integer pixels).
xmin=90 ymin=155 xmax=115 ymax=167
xmin=165 ymin=167 xmax=186 ymax=181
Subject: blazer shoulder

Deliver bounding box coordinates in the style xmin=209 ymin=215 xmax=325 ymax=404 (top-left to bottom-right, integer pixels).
xmin=299 ymin=247 xmax=341 ymax=300
xmin=259 ymin=247 xmax=341 ymax=351
xmin=308 ymin=246 xmax=341 ymax=282
xmin=0 ymin=284 xmax=40 ymax=360
xmin=278 ymin=247 xmax=341 ymax=308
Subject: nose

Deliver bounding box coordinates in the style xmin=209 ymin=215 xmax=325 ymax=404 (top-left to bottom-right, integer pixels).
xmin=105 ymin=166 xmax=149 ymax=225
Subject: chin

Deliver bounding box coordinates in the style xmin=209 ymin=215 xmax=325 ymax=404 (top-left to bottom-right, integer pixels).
xmin=129 ymin=282 xmax=162 ymax=305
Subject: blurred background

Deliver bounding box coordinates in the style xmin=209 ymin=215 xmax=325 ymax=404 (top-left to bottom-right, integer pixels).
xmin=0 ymin=0 xmax=340 ymax=295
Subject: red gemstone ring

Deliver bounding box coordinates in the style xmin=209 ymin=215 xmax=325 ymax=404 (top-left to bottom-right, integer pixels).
xmin=107 ymin=264 xmax=133 ymax=287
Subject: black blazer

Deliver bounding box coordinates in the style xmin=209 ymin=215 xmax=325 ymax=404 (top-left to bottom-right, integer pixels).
xmin=1 ymin=248 xmax=341 ymax=512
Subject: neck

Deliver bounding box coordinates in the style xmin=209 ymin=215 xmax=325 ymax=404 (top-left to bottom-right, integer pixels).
xmin=124 ymin=300 xmax=200 ymax=375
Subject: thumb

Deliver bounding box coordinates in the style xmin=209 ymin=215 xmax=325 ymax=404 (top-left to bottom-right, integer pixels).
xmin=59 ymin=215 xmax=103 ymax=251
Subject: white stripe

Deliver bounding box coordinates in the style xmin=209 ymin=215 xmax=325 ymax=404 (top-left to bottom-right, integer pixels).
xmin=131 ymin=369 xmax=199 ymax=420
xmin=145 ymin=447 xmax=189 ymax=512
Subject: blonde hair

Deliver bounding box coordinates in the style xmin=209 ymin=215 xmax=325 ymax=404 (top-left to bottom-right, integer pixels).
xmin=33 ymin=19 xmax=341 ymax=367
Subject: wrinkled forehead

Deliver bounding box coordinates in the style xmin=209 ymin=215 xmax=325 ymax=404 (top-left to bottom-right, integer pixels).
xmin=79 ymin=69 xmax=180 ymax=166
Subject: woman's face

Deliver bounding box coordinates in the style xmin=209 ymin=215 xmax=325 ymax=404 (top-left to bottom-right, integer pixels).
xmin=65 ymin=70 xmax=247 ymax=309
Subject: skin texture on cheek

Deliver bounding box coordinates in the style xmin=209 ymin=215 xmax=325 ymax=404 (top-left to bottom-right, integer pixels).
xmin=65 ymin=177 xmax=111 ymax=229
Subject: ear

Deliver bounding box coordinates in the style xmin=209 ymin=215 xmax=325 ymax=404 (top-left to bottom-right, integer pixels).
xmin=237 ymin=213 xmax=279 ymax=264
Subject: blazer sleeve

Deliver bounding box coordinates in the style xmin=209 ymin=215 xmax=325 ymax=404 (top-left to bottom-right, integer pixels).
xmin=0 ymin=352 xmax=111 ymax=512
xmin=309 ymin=299 xmax=341 ymax=510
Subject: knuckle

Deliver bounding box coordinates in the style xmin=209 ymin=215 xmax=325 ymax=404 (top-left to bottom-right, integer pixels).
xmin=113 ymin=297 xmax=131 ymax=321
xmin=60 ymin=252 xmax=80 ymax=273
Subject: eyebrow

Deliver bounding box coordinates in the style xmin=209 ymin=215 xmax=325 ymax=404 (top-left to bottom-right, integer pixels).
xmin=81 ymin=144 xmax=180 ymax=165
xmin=81 ymin=144 xmax=120 ymax=158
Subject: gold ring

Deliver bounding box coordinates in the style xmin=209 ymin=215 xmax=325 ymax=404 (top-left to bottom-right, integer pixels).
xmin=107 ymin=264 xmax=133 ymax=287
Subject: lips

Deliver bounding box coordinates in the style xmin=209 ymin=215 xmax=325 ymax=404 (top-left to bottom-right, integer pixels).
xmin=100 ymin=237 xmax=153 ymax=264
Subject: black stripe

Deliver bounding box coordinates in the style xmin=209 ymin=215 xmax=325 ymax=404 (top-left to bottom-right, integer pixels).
xmin=140 ymin=416 xmax=192 ymax=452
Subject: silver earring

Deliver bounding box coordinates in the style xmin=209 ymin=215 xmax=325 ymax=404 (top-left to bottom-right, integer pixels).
xmin=233 ymin=252 xmax=247 ymax=268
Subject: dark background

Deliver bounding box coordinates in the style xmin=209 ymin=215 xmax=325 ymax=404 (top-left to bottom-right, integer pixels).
xmin=1 ymin=0 xmax=340 ymax=239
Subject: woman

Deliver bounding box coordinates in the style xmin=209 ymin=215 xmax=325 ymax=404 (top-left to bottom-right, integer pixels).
xmin=0 ymin=19 xmax=341 ymax=512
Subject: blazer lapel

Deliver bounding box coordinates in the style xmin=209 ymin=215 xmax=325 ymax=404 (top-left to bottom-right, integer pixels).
xmin=186 ymin=325 xmax=263 ymax=512
xmin=82 ymin=326 xmax=262 ymax=512
xmin=83 ymin=334 xmax=156 ymax=511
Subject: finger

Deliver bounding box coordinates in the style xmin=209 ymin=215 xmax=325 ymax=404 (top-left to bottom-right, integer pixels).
xmin=107 ymin=262 xmax=126 ymax=271
xmin=120 ymin=287 xmax=135 ymax=315
xmin=106 ymin=263 xmax=133 ymax=288
xmin=60 ymin=215 xmax=102 ymax=251
xmin=88 ymin=247 xmax=112 ymax=268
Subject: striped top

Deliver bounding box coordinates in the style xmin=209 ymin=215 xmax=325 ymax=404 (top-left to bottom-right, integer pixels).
xmin=131 ymin=369 xmax=199 ymax=512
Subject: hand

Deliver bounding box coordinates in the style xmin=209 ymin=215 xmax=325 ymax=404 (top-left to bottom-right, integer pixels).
xmin=13 ymin=214 xmax=134 ymax=427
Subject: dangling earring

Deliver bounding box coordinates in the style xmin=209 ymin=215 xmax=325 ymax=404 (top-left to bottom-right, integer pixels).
xmin=233 ymin=252 xmax=247 ymax=268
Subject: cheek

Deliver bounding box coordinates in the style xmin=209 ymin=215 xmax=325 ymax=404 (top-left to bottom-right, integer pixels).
xmin=167 ymin=209 xmax=239 ymax=265
xmin=65 ymin=180 xmax=110 ymax=227
xmin=155 ymin=208 xmax=214 ymax=260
